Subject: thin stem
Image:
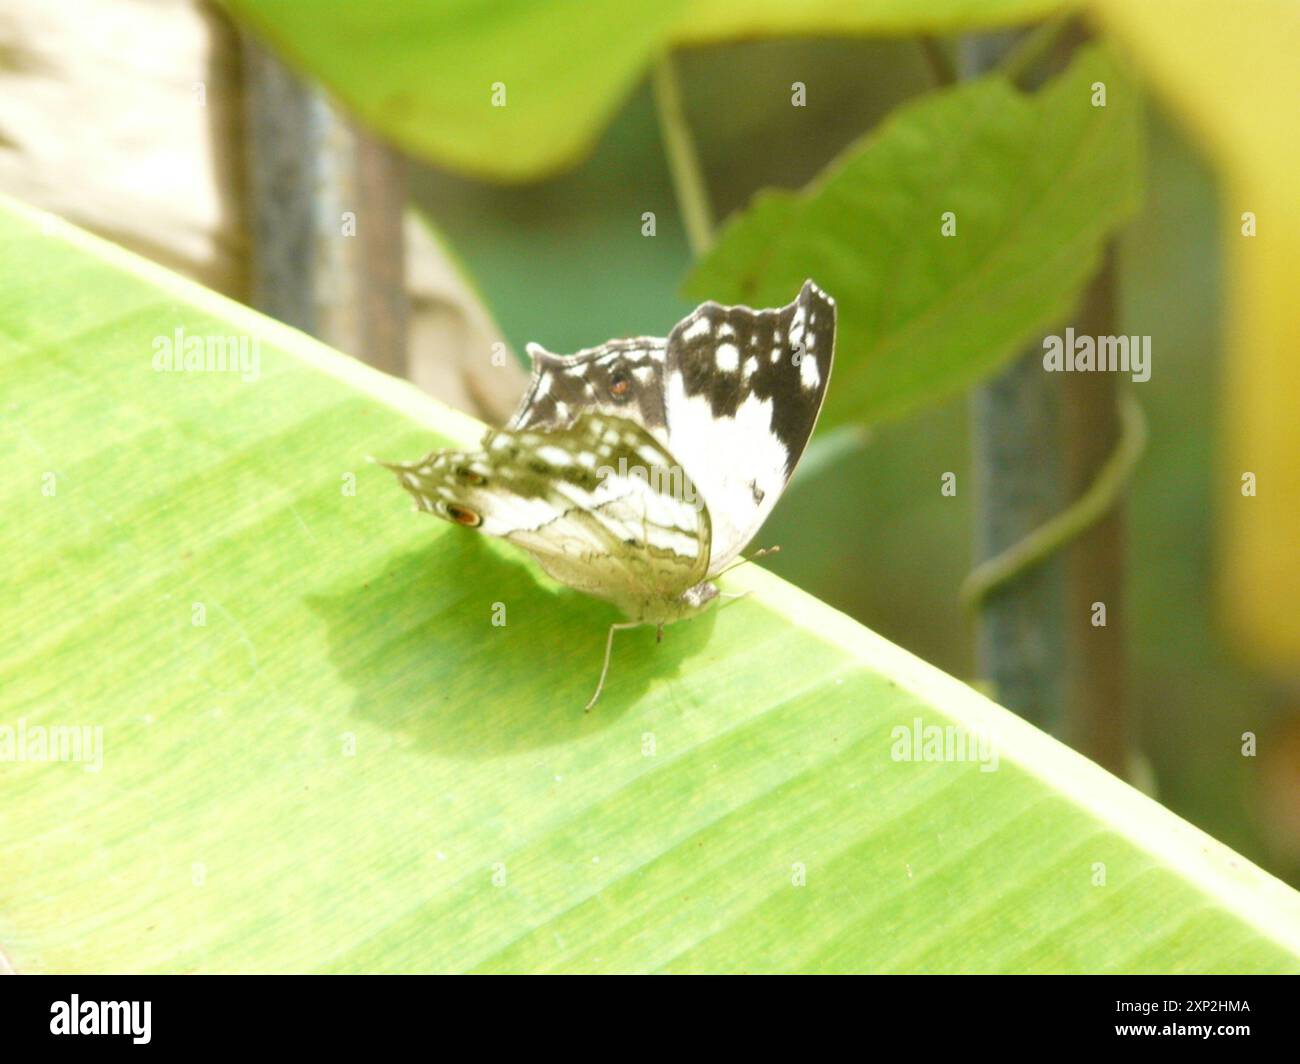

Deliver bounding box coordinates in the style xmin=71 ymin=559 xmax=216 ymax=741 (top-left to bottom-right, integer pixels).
xmin=1061 ymin=247 xmax=1131 ymax=778
xmin=651 ymin=52 xmax=714 ymax=258
xmin=998 ymin=13 xmax=1076 ymax=86
xmin=961 ymin=396 xmax=1147 ymax=611
xmin=917 ymin=37 xmax=958 ymax=87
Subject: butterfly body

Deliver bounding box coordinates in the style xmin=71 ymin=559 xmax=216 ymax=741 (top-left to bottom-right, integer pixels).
xmin=385 ymin=281 xmax=835 ymax=705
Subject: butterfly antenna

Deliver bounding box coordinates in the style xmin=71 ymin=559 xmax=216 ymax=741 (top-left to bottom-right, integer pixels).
xmin=585 ymin=620 xmax=645 ymax=711
xmin=366 ymin=455 xmax=407 ymax=474
xmin=717 ymin=545 xmax=781 ymax=578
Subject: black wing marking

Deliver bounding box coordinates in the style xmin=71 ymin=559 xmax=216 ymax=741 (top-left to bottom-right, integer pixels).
xmin=666 ymin=279 xmax=835 ymax=477
xmin=662 ymin=280 xmax=836 ymax=573
xmin=484 ymin=281 xmax=834 ymax=579
xmin=508 ymin=337 xmax=668 ymax=444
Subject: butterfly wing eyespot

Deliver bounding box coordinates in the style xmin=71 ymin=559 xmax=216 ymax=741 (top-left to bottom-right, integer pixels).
xmin=455 ymin=466 xmax=487 ymax=486
xmin=609 ymin=372 xmax=631 ymax=401
xmin=445 ymin=503 xmax=482 ymax=528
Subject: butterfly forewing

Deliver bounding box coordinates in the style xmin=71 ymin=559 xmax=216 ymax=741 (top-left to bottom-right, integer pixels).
xmin=663 ymin=280 xmax=836 ymax=574
xmin=509 ymin=338 xmax=669 ymax=444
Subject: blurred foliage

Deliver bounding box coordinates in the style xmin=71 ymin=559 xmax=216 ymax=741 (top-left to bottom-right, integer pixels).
xmin=222 ymin=0 xmax=1069 ymax=180
xmin=688 ymin=46 xmax=1141 ymax=427
xmin=224 ymin=0 xmax=686 ymax=180
xmin=410 ymin=38 xmax=934 ymax=352
xmin=674 ymin=0 xmax=1070 ymax=43
xmin=1091 ymin=0 xmax=1300 ymax=671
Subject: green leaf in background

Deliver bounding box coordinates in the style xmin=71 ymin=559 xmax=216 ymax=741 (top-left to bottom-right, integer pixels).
xmin=687 ymin=46 xmax=1142 ymax=427
xmin=3 ymin=198 xmax=1298 ymax=973
xmin=225 ymin=0 xmax=691 ymax=182
xmin=672 ymin=0 xmax=1071 ymax=44
xmin=222 ymin=0 xmax=1071 ymax=181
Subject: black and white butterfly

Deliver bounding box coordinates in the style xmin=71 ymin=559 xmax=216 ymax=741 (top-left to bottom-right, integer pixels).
xmin=384 ymin=280 xmax=836 ymax=707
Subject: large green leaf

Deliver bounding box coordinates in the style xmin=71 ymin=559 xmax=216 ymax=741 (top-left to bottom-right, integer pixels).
xmin=222 ymin=0 xmax=1069 ymax=181
xmin=688 ymin=46 xmax=1142 ymax=427
xmin=2 ymin=198 xmax=1298 ymax=973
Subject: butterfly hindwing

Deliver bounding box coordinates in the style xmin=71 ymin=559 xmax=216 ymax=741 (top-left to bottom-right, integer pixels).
xmin=386 ymin=413 xmax=710 ymax=616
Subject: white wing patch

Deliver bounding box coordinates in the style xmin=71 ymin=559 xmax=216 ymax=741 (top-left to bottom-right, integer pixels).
xmin=665 ymin=372 xmax=790 ymax=575
xmin=799 ymin=351 xmax=821 ymax=391
xmin=682 ymin=317 xmax=712 ymax=343
xmin=661 ymin=280 xmax=836 ymax=576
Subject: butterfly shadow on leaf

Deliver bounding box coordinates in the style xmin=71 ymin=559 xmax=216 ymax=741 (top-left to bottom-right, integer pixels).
xmin=307 ymin=533 xmax=719 ymax=759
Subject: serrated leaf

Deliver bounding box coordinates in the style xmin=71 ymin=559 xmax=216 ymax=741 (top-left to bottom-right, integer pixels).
xmin=687 ymin=46 xmax=1142 ymax=427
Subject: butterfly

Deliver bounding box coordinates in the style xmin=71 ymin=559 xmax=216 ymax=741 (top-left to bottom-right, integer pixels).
xmin=384 ymin=280 xmax=836 ymax=708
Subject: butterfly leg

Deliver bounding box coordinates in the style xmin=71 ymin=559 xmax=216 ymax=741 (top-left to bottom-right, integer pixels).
xmin=585 ymin=620 xmax=646 ymax=711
